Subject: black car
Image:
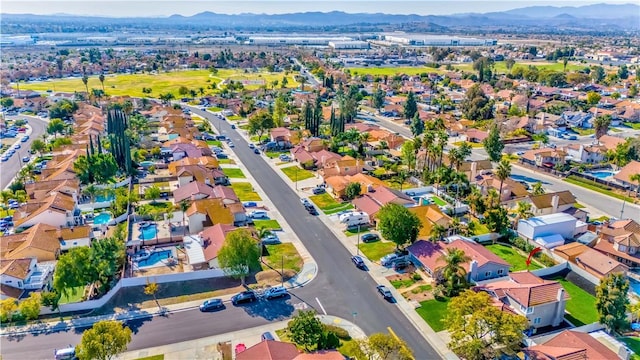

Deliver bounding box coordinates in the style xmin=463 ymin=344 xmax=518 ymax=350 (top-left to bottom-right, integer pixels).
xmin=312 ymin=187 xmax=326 ymax=195
xmin=199 ymin=298 xmax=224 ymax=312
xmin=231 ymin=291 xmax=257 ymax=305
xmin=376 ymin=285 xmax=393 ymax=299
xmin=361 ymin=233 xmax=379 ymax=243
xmin=351 ymin=255 xmax=366 ymax=269
xmin=254 ymin=148 xmax=260 ymax=154
xmin=306 ymin=204 xmax=318 ymax=215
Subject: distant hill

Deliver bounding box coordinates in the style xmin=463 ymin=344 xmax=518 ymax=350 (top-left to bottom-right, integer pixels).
xmin=2 ymin=3 xmax=638 ymax=33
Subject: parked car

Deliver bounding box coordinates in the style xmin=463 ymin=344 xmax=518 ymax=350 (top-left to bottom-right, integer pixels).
xmin=230 ymin=124 xmax=236 ymax=129
xmin=278 ymin=154 xmax=291 ymax=162
xmin=261 ymin=234 xmax=280 ymax=245
xmin=306 ymin=204 xmax=318 ymax=215
xmin=22 ymin=156 xmax=30 ymax=163
xmin=199 ymin=298 xmax=224 ymax=312
xmin=249 ymin=210 xmax=268 ymax=219
xmin=393 ymin=260 xmax=411 ymax=271
xmin=216 ymin=153 xmax=228 ymax=159
xmin=231 ymin=291 xmax=257 ymax=305
xmin=351 ymin=255 xmax=366 ymax=269
xmin=228 ymin=142 xmax=235 ymax=148
xmin=261 ymin=332 xmax=275 ymax=341
xmin=21 ymin=136 xmax=29 ymax=143
xmin=312 ymin=187 xmax=326 ymax=195
xmin=300 ymin=198 xmax=312 ymax=207
xmin=263 ymin=286 xmax=287 ymax=300
xmin=381 ymin=253 xmax=400 ymax=267
xmin=361 ymin=233 xmax=380 ymax=243
xmin=249 ymin=143 xmax=255 ymax=149
xmin=376 ymin=285 xmax=393 ymax=299
xmin=254 ymin=148 xmax=260 ymax=154
xmin=243 ymin=201 xmax=257 ymax=208
xmin=54 ymin=346 xmax=76 ymax=360
xmin=1 ymin=156 xmax=8 ymax=162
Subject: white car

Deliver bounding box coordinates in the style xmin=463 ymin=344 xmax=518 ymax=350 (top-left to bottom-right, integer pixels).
xmin=249 ymin=143 xmax=255 ymax=149
xmin=228 ymin=142 xmax=235 ymax=148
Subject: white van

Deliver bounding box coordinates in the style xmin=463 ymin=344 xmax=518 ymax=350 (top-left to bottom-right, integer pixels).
xmin=249 ymin=210 xmax=268 ymax=219
xmin=54 ymin=346 xmax=76 ymax=360
xmin=339 ymin=212 xmax=370 ymax=227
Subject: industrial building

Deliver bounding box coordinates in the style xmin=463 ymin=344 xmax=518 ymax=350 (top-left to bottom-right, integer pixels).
xmin=382 ymin=34 xmax=497 ymax=47
xmin=329 ymin=41 xmax=370 ymax=50
xmin=244 ymin=36 xmax=353 ymax=46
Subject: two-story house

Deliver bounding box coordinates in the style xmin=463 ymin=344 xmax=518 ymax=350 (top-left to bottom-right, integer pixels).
xmin=593 ymin=219 xmax=640 ymax=267
xmin=324 ymin=173 xmax=385 ymax=199
xmin=352 ymin=186 xmax=415 ymax=220
xmin=475 ymin=174 xmax=529 ymax=203
xmin=504 ymin=191 xmax=577 ymax=217
xmin=319 ymin=155 xmax=365 ymax=179
xmin=13 ymin=191 xmax=80 ymax=229
xmin=0 ymin=258 xmax=55 ymax=300
xmin=521 ymin=148 xmax=568 ymax=169
xmin=185 ymin=198 xmax=236 ymax=234
xmin=525 ymin=330 xmax=626 ymax=360
xmin=173 ymin=165 xmax=228 ymax=186
xmin=554 ymin=242 xmax=628 ymax=280
xmin=561 ymin=111 xmax=593 ymax=128
xmin=614 ymin=161 xmax=640 ymax=192
xmin=408 ymin=238 xmax=510 ymax=282
xmin=476 ymin=272 xmax=568 ymax=330
xmin=563 ymin=144 xmax=607 ymax=164
xmin=0 ymin=223 xmax=62 ymax=262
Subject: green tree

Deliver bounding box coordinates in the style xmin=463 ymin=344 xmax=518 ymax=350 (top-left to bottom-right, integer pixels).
xmin=76 ymin=320 xmax=132 ymax=360
xmin=74 ymin=153 xmax=118 ymax=185
xmin=594 ymin=114 xmax=612 ymax=139
xmin=372 ymin=87 xmax=386 ymax=112
xmin=403 ymin=91 xmax=418 ymax=120
xmin=596 ymin=273 xmax=630 ymax=334
xmin=512 ymin=200 xmax=534 ymax=229
xmin=18 ymin=292 xmax=41 ymax=320
xmin=30 ymin=139 xmax=47 ymax=157
xmin=618 ymin=64 xmax=629 ymax=80
xmin=377 ymin=203 xmax=422 ymax=249
xmin=591 ymin=66 xmax=605 ymax=83
xmin=344 ymin=182 xmax=362 ymax=201
xmin=144 ymin=281 xmax=160 ymax=310
xmin=495 ymin=159 xmax=512 ymax=207
xmin=41 ymin=290 xmax=61 ymax=316
xmin=0 ymin=298 xmax=18 ymax=323
xmin=248 ymin=111 xmax=275 ymax=143
xmin=99 ymin=73 xmax=105 ymax=91
xmin=531 ymin=181 xmax=545 ymax=195
xmin=586 ymin=91 xmax=602 ymax=105
xmin=144 ymin=185 xmax=161 ymax=203
xmin=410 ymin=112 xmax=424 ymax=137
xmin=629 ymin=84 xmax=638 ymax=98
xmin=217 ymin=229 xmax=261 ymax=284
xmin=53 ymin=246 xmax=92 ymax=298
xmin=430 ymin=223 xmax=448 ymax=242
xmin=82 ymin=74 xmax=89 ymax=94
xmin=483 ymin=123 xmax=504 ymax=162
xmin=446 ymin=290 xmax=528 ymax=360
xmin=47 ymin=118 xmax=66 ymax=138
xmin=272 ymin=93 xmax=287 ymax=127
xmin=461 ymin=84 xmax=493 ymax=121
xmin=401 ymin=141 xmax=416 ymax=172
xmin=0 ymin=97 xmax=14 ymax=107
xmin=287 ymin=310 xmax=324 ymax=352
xmin=437 ymin=248 xmax=471 ymax=297
xmin=358 ymin=332 xmax=414 ymax=360
xmin=484 ymin=206 xmax=510 ymax=235
xmin=629 ymin=173 xmax=640 ymax=195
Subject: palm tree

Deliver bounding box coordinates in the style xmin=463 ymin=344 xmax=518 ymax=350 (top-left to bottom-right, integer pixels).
xmin=485 ymin=189 xmax=500 ymax=211
xmin=98 ymin=73 xmax=105 ymax=92
xmin=392 ymin=170 xmax=410 ymax=191
xmin=495 ymin=159 xmax=512 ymax=207
xmin=177 ymin=199 xmax=191 ymax=235
xmin=1 ymin=190 xmax=14 ymax=205
xmin=300 ymin=76 xmax=307 ymax=92
xmin=449 ymin=217 xmax=462 ymax=235
xmin=430 ymin=224 xmax=448 ymax=242
xmin=531 ymin=182 xmax=545 ymax=196
xmin=512 ymin=200 xmax=534 ymax=229
xmin=83 ymin=184 xmax=99 ymax=204
xmin=437 ymin=248 xmax=471 ymax=297
xmin=466 ymin=186 xmax=485 ymax=216
xmin=82 ymin=74 xmax=89 ymax=94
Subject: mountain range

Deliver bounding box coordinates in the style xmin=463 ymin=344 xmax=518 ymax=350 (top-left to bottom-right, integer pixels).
xmin=2 ymin=3 xmax=639 ymax=32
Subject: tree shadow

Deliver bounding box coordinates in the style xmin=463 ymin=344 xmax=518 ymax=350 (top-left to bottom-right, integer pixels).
xmin=238 ymin=296 xmax=295 ymax=321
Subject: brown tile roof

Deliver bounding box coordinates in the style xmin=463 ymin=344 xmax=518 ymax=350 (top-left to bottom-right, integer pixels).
xmin=168 ymin=156 xmax=219 ymax=172
xmin=484 ymin=272 xmax=569 ymax=307
xmin=236 ymin=340 xmax=300 ymax=360
xmin=408 ymin=239 xmax=509 ymax=273
xmin=0 ymin=258 xmax=33 ymax=280
xmin=575 ymin=247 xmax=628 ymax=278
xmin=0 ymin=223 xmax=61 ymax=261
xmin=25 ymin=179 xmax=80 ymax=201
xmin=325 ymin=173 xmax=384 ymax=193
xmin=599 ymin=219 xmax=640 ymax=248
xmin=614 ymin=160 xmax=640 ymax=185
xmin=186 ymin=198 xmax=234 ymax=225
xmin=0 ymin=284 xmax=24 ymax=299
xmin=212 ymin=185 xmax=240 ymax=203
xmin=293 ymin=350 xmax=344 ymax=360
xmin=527 ymin=330 xmax=618 ymax=360
xmin=13 ymin=192 xmax=77 ymax=227
xmin=529 ymin=191 xmax=576 ymax=210
xmin=56 ymin=225 xmax=92 ymax=240
xmin=199 ymin=224 xmax=237 ymax=262
xmin=554 ymin=242 xmax=588 ymax=259
xmin=172 ymin=181 xmax=216 ymax=203
xmin=408 ymin=205 xmax=452 ymax=239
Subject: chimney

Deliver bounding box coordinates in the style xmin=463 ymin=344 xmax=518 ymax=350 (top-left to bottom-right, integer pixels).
xmin=469 ymin=260 xmax=478 ymax=281
xmin=551 ymin=194 xmax=560 ymax=213
xmin=552 ymin=288 xmax=566 ymax=327
xmin=470 ymin=161 xmax=478 ymax=180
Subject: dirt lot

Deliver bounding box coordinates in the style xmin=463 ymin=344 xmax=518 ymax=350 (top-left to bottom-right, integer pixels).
xmin=386 ymin=271 xmax=435 ymax=302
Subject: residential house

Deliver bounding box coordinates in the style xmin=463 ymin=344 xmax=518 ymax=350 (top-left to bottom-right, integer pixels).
xmin=598 ymin=134 xmax=626 ymax=152
xmin=476 ymin=272 xmax=568 ymax=329
xmin=407 ymin=238 xmax=510 ymax=282
xmin=40 ymin=149 xmax=85 ymax=181
xmin=613 ymin=160 xmax=640 ymax=191
xmin=524 ymin=330 xmax=624 ymax=360
xmin=324 ymin=173 xmax=385 ymax=198
xmin=475 ymin=174 xmax=529 ymax=203
xmin=173 ymin=165 xmax=228 ymax=186
xmin=517 ymin=191 xmax=577 ymax=216
xmin=25 ymin=179 xmax=80 ymax=202
xmin=299 ymin=137 xmax=326 ymax=153
xmin=185 ymin=198 xmax=235 ymax=234
xmin=173 ymin=181 xmax=217 ymax=203
xmin=521 ymin=148 xmax=568 ymax=168
xmin=464 ymin=129 xmax=489 ymax=143
xmin=0 ymin=258 xmax=54 ymax=300
xmin=563 ymin=144 xmax=607 ymax=164
xmin=55 ymin=225 xmax=93 ymax=251
xmin=408 ymin=205 xmax=452 ymax=240
xmin=0 ymin=223 xmax=61 ymax=262
xmin=13 ymin=191 xmax=80 ymax=229
xmin=554 ymin=242 xmax=628 ymax=279
xmin=352 ymin=186 xmax=415 ymax=219
xmin=270 ymin=127 xmax=294 ymax=148
xmin=593 ymin=219 xmax=640 ymax=267
xmin=236 ymin=340 xmax=343 ymax=360
xmin=170 ymin=143 xmax=205 ymax=161
xmin=319 ymin=155 xmax=365 ymax=179
xmin=199 ymin=224 xmax=239 ymax=269
xmin=561 ymin=111 xmax=593 ymax=128
xmin=517 ymin=213 xmax=580 ymax=247
xmin=290 ymin=147 xmax=341 ymax=170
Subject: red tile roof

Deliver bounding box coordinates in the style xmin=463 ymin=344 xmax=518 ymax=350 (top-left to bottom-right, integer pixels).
xmin=526 ymin=330 xmax=618 ymax=360
xmin=481 ymin=272 xmax=569 ymax=307
xmin=199 ymin=224 xmax=237 ymax=262
xmin=236 ymin=340 xmax=300 ymax=360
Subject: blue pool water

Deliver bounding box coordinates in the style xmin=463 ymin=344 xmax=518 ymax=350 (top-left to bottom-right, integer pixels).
xmin=139 ymin=161 xmax=155 ymax=168
xmin=587 ymin=171 xmax=614 ymax=179
xmin=139 ymin=224 xmax=158 ymax=240
xmin=136 ymin=250 xmax=171 ymax=267
xmin=412 ymin=196 xmax=432 ymax=206
xmin=168 ymin=134 xmax=179 ymax=140
xmin=95 ymin=194 xmax=115 ymax=202
xmin=94 ymin=212 xmax=112 ymax=225
xmin=630 ymin=278 xmax=640 ymax=295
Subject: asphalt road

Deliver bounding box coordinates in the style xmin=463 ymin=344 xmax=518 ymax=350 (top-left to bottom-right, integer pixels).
xmin=365 ymin=111 xmax=640 ymax=220
xmin=1 ymin=109 xmax=442 ymax=360
xmin=1 ymin=116 xmax=48 ymax=189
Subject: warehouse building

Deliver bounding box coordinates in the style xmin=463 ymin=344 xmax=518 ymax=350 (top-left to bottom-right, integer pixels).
xmin=329 ymin=41 xmax=370 ymax=50
xmin=382 ymin=34 xmax=497 ymax=47
xmin=245 ymin=36 xmax=353 ymax=46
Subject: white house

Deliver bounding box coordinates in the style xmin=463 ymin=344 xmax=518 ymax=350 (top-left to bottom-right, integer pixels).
xmin=57 ymin=226 xmax=93 ymax=251
xmin=13 ymin=192 xmax=79 ymax=230
xmin=0 ymin=258 xmax=54 ymax=300
xmin=517 ymin=213 xmax=578 ymax=246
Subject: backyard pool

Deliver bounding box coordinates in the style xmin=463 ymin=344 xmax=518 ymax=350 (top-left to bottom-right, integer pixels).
xmin=630 ymin=277 xmax=640 ymax=295
xmin=139 ymin=161 xmax=155 ymax=168
xmin=93 ymin=212 xmax=112 ymax=225
xmin=139 ymin=223 xmax=158 ymax=240
xmin=135 ymin=249 xmax=172 ymax=268
xmin=586 ymin=171 xmax=615 ymax=179
xmin=95 ymin=194 xmax=115 ymax=202
xmin=412 ymin=195 xmax=448 ymax=207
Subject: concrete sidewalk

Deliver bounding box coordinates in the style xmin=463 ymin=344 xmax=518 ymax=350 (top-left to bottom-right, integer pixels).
xmin=117 ymin=315 xmax=366 ymax=360
xmin=226 ymin=116 xmax=458 ymax=360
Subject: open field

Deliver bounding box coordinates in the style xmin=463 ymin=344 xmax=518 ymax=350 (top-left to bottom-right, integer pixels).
xmin=19 ymin=69 xmax=299 ymax=98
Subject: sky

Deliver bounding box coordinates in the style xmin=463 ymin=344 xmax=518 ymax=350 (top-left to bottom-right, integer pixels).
xmin=1 ymin=0 xmax=634 ymax=17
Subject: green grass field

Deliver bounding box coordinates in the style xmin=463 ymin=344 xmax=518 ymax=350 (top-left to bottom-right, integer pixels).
xmin=222 ymin=168 xmax=246 ymax=178
xmin=253 ymin=219 xmax=282 ymax=231
xmin=262 ymin=243 xmax=303 ymax=273
xmin=230 ymin=182 xmax=261 ymax=201
xmin=620 ymin=337 xmax=640 ymax=360
xmin=416 ymin=298 xmax=450 ymax=332
xmin=486 ymin=244 xmax=542 ymax=272
xmin=134 ymin=355 xmax=165 ymax=360
xmin=565 ymin=176 xmax=635 ymax=203
xmin=548 ymin=276 xmax=598 ymax=326
xmin=59 ymin=286 xmax=85 ymax=304
xmin=281 ymin=165 xmax=315 ymax=182
xmin=358 ymin=241 xmax=396 ymax=261
xmin=309 ymin=193 xmax=354 ymax=215
xmin=19 ymin=69 xmax=299 ymax=98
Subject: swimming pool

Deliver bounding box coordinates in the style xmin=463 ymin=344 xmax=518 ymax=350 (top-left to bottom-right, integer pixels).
xmin=139 ymin=223 xmax=158 ymax=240
xmin=587 ymin=171 xmax=614 ymax=179
xmin=139 ymin=161 xmax=155 ymax=168
xmin=136 ymin=250 xmax=171 ymax=268
xmin=95 ymin=194 xmax=115 ymax=202
xmin=94 ymin=212 xmax=112 ymax=225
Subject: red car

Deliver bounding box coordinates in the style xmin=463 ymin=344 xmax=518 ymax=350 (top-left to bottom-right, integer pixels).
xmin=17 ymin=127 xmax=26 ymax=133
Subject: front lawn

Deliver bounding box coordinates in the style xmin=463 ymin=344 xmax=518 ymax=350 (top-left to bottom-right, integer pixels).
xmin=253 ymin=219 xmax=282 ymax=231
xmin=309 ymin=193 xmax=354 ymax=215
xmin=230 ymin=182 xmax=262 ymax=201
xmin=416 ymin=298 xmax=450 ymax=332
xmin=217 ymin=158 xmax=236 ymax=164
xmin=572 ymin=128 xmax=595 ymax=136
xmin=262 ymin=243 xmax=303 ymax=273
xmin=620 ymin=337 xmax=640 ymax=360
xmin=227 ymin=115 xmax=243 ymax=121
xmin=430 ymin=196 xmax=447 ymax=206
xmin=345 ymin=226 xmax=371 ymax=237
xmin=222 ymin=168 xmax=246 ymax=178
xmin=624 ymin=122 xmax=640 ymax=130
xmin=281 ymin=165 xmax=315 ymax=182
xmin=548 ymin=276 xmax=598 ymax=326
xmin=59 ymin=286 xmax=85 ymax=304
xmin=207 ymin=106 xmax=223 ymax=112
xmin=206 ymin=140 xmax=223 ymax=147
xmin=486 ymin=244 xmax=542 ymax=272
xmin=265 ymin=150 xmax=287 ymax=159
xmin=357 ymin=241 xmax=396 ymax=261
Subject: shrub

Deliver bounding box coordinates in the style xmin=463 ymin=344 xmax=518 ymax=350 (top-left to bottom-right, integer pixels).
xmin=319 ymin=330 xmax=341 ymax=350
xmin=536 ymin=252 xmax=556 ymax=267
xmin=412 ymin=273 xmax=422 ymax=281
xmin=323 ymin=324 xmax=351 ymax=340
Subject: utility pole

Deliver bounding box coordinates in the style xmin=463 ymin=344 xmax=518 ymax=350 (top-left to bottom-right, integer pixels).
xmin=281 ymin=255 xmax=284 ymax=287
xmin=356 ymin=224 xmax=361 ymax=256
